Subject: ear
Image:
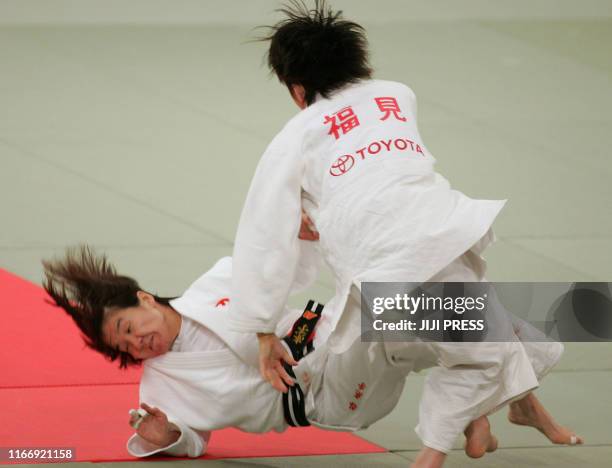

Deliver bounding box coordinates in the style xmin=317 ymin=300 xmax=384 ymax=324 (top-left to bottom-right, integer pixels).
xmin=290 ymin=84 xmax=307 ymax=109
xmin=136 ymin=291 xmax=155 ymax=306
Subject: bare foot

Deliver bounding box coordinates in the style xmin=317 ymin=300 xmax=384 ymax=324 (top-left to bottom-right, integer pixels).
xmin=411 ymin=447 xmax=446 ymax=468
xmin=464 ymin=415 xmax=498 ymax=458
xmin=508 ymin=393 xmax=584 ymax=446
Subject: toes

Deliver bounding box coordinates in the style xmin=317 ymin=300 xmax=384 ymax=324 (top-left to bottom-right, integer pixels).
xmin=569 ymin=434 xmax=584 ymax=445
xmin=487 ymin=435 xmax=499 ymax=453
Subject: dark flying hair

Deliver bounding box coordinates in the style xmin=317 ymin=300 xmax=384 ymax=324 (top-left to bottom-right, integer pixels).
xmin=42 ymin=245 xmax=172 ymax=369
xmin=261 ymin=0 xmax=372 ymax=105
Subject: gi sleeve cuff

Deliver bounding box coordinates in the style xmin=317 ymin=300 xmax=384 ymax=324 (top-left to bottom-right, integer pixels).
xmin=126 ymin=420 xmax=207 ymax=458
xmin=227 ymin=316 xmax=276 ymax=334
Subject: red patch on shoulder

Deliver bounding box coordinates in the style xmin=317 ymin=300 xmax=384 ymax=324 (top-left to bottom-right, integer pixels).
xmin=215 ymin=297 xmax=230 ymax=308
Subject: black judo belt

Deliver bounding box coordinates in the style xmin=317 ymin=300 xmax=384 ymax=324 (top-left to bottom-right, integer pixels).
xmin=281 ymin=299 xmax=324 ymax=427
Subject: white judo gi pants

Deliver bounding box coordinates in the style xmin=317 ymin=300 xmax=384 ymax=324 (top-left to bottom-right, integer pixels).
xmin=298 ymin=247 xmax=563 ymax=453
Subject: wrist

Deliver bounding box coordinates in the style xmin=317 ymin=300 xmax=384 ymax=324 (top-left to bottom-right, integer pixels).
xmin=257 ymin=332 xmax=276 ymax=339
xmin=163 ymin=424 xmax=181 ymax=446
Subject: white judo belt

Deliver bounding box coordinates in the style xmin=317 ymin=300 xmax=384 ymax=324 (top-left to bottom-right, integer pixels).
xmin=282 ymin=300 xmax=324 ymax=427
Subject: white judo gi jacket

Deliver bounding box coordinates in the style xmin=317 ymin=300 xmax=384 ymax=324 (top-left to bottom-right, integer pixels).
xmin=127 ymin=257 xmax=303 ymax=458
xmin=229 ymin=79 xmax=505 ymax=352
xmin=126 ymin=257 xmax=410 ymax=458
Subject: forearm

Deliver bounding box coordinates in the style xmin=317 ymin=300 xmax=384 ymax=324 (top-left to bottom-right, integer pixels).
xmin=229 ymin=137 xmax=305 ymax=333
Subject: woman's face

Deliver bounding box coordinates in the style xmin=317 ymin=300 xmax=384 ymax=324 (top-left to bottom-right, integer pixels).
xmin=102 ymin=292 xmax=178 ymax=360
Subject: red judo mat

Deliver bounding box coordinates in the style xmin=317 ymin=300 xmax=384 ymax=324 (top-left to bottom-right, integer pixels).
xmin=0 ymin=268 xmax=386 ymax=462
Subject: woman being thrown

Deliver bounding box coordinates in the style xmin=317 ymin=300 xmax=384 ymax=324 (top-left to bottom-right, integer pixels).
xmin=42 ymin=246 xmax=582 ymax=466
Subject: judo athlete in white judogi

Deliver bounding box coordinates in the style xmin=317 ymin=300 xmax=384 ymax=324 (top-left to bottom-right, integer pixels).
xmin=227 ymin=3 xmax=582 ymax=466
xmin=42 ymin=249 xmax=400 ymax=457
xmin=42 ymin=247 xmax=578 ymax=461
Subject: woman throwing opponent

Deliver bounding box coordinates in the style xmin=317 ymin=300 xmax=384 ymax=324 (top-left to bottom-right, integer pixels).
xmin=226 ymin=1 xmax=583 ymax=466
